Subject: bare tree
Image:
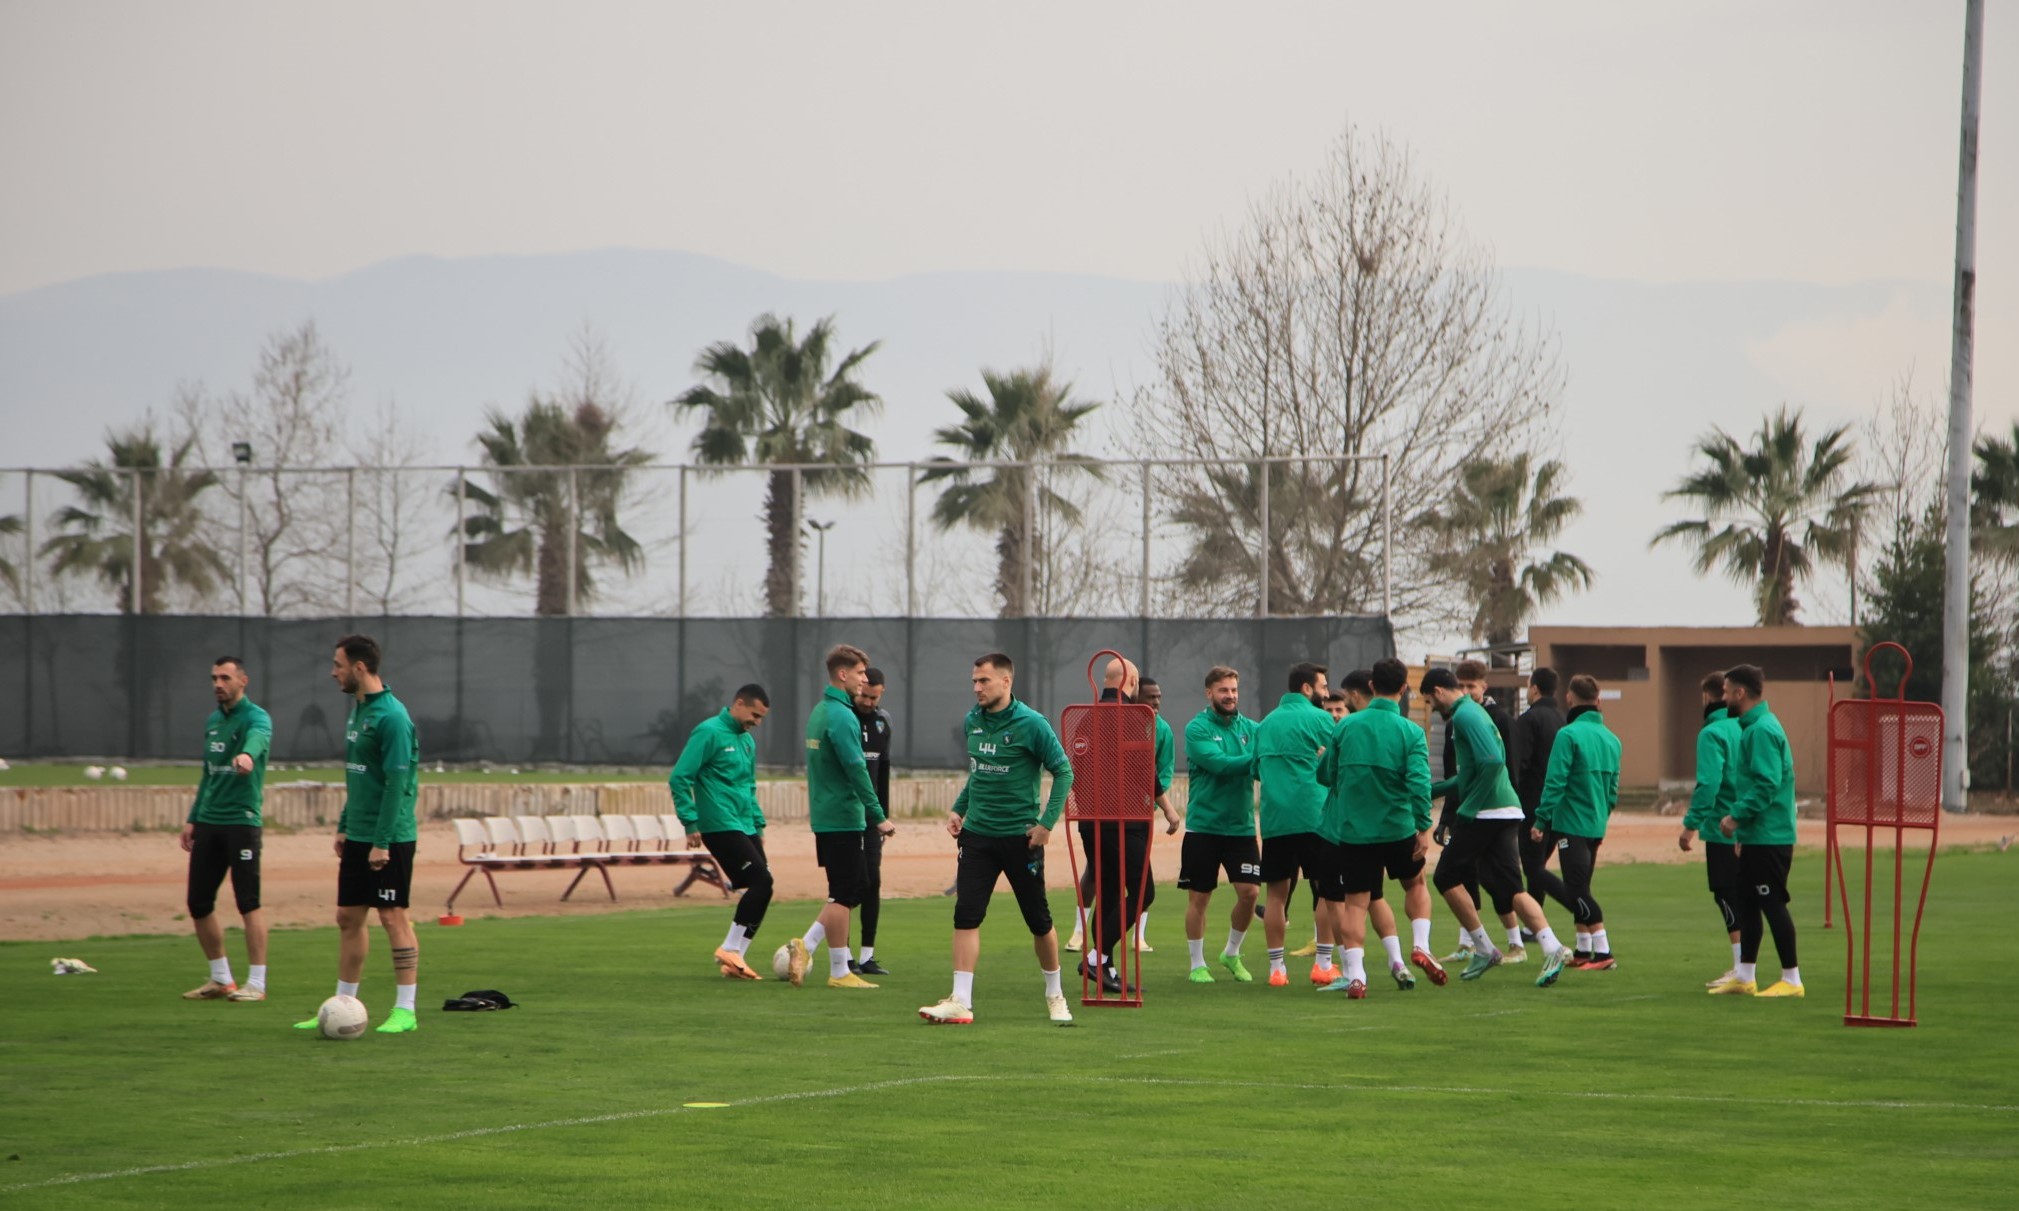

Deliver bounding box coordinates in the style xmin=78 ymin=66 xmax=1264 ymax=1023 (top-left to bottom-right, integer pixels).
xmin=347 ymin=400 xmax=438 ymax=614
xmin=1858 ymin=367 xmax=1948 ymax=547
xmin=179 ymin=321 xmax=350 ymax=614
xmin=1136 ymin=123 xmax=1563 ymax=632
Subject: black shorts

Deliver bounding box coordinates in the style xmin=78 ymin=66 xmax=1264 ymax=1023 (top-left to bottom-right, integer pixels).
xmin=337 ymin=839 xmax=416 ymax=908
xmin=1176 ymin=832 xmax=1262 ymax=892
xmin=953 ymin=832 xmax=1052 ymax=935
xmin=1704 ymin=841 xmax=1740 ymax=893
xmin=1339 ymin=837 xmax=1425 ymax=897
xmin=186 ymin=823 xmax=261 ymax=916
xmin=1261 ymin=832 xmax=1327 ymax=884
xmin=1739 ymin=843 xmax=1794 ymax=906
xmin=701 ymin=830 xmax=770 ymax=891
xmin=815 ymin=831 xmax=867 ymax=908
xmin=1433 ymin=817 xmax=1524 ymax=902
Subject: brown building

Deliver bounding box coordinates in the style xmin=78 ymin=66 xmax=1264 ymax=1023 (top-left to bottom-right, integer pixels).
xmin=1526 ymin=626 xmax=1861 ymax=794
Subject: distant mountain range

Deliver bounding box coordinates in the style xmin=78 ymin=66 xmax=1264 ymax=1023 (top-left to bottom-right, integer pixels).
xmin=0 ymin=249 xmax=1960 ymax=638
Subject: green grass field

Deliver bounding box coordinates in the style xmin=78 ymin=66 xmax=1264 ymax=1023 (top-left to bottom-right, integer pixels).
xmin=4 ymin=853 xmax=2014 ymax=1210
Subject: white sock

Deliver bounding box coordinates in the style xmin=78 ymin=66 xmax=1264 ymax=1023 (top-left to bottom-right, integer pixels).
xmin=1315 ymin=943 xmax=1334 ymax=965
xmin=860 ymin=945 xmax=875 ymax=962
xmin=1453 ymin=929 xmax=1469 ymax=950
xmin=1343 ymin=947 xmax=1367 ymax=984
xmin=1268 ymin=948 xmax=1286 ymax=974
xmin=1411 ymin=918 xmax=1432 ymax=952
xmin=1506 ymin=925 xmax=1524 ymax=948
xmin=208 ymin=957 xmax=233 ymax=986
xmin=394 ymin=984 xmax=416 ymax=1012
xmin=337 ymin=980 xmax=360 ymax=998
xmin=1136 ymin=913 xmax=1150 ymax=944
xmin=722 ymin=924 xmax=744 ymax=951
xmin=247 ymin=964 xmax=267 ymax=991
xmin=1468 ymin=927 xmax=1498 ymax=956
xmin=1187 ymin=938 xmax=1207 ymax=967
xmin=1224 ymin=928 xmax=1246 ymax=956
xmin=733 ymin=928 xmax=754 ymax=956
xmin=1731 ymin=941 xmax=1743 ymax=967
xmin=1575 ymin=931 xmax=1593 ymax=953
xmin=802 ymin=921 xmax=827 ymax=953
xmin=1043 ymin=967 xmax=1062 ymax=998
xmin=1381 ymin=935 xmax=1404 ymax=967
xmin=952 ymin=970 xmax=975 ymax=1004
xmin=830 ymin=947 xmax=853 ymax=980
xmin=1781 ymin=966 xmax=1802 ymax=987
xmin=1535 ymin=927 xmax=1563 ymax=954
xmin=1592 ymin=929 xmax=1610 ymax=955
xmin=1736 ymin=961 xmax=1757 ymax=983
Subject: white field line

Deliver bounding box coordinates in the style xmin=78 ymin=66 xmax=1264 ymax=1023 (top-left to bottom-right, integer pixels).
xmin=9 ymin=1073 xmax=2014 ymax=1193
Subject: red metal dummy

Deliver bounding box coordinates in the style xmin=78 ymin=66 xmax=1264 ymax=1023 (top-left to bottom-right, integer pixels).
xmin=1826 ymin=642 xmax=1942 ymax=1027
xmin=1061 ymin=649 xmax=1158 ymax=1007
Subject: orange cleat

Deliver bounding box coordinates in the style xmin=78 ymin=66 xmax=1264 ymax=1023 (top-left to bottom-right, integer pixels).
xmin=1267 ymin=968 xmax=1290 ymax=987
xmin=1410 ymin=948 xmax=1449 ymax=987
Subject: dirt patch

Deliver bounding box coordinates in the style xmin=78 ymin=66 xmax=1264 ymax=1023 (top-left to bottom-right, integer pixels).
xmin=2 ymin=813 xmax=2010 ymax=944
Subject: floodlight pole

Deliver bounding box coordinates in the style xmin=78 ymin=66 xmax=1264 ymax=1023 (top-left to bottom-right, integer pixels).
xmin=454 ymin=468 xmax=467 ymax=619
xmin=808 ymin=519 xmax=835 ymax=618
xmin=1941 ymin=0 xmax=1983 ymax=813
xmin=130 ymin=468 xmax=143 ymax=616
xmin=22 ymin=469 xmax=34 ymax=615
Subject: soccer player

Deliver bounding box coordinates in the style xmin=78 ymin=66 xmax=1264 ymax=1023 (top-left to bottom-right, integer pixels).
xmin=1420 ymin=667 xmax=1573 ymax=988
xmin=1318 ymin=657 xmax=1446 ymax=998
xmin=671 ymin=684 xmax=772 ymax=980
xmin=852 ymin=666 xmax=894 ymax=975
xmin=1679 ymin=671 xmax=1745 ymax=985
xmin=920 ymin=652 xmax=1076 ymax=1025
xmin=1532 ymin=675 xmax=1622 ymax=969
xmin=1339 ymin=669 xmax=1374 ymax=714
xmin=1512 ymin=667 xmax=1575 ymax=916
xmin=1438 ymin=661 xmax=1524 ymax=962
xmin=295 ymin=634 xmax=422 ymax=1035
xmin=790 ymin=644 xmax=896 ymax=990
xmin=1711 ymin=664 xmax=1804 ymax=998
xmin=180 ymin=656 xmax=273 ymax=1002
xmin=1323 ymin=689 xmax=1351 ymax=722
xmin=1177 ymin=666 xmax=1261 ymax=983
xmin=1258 ymin=662 xmax=1339 ymax=986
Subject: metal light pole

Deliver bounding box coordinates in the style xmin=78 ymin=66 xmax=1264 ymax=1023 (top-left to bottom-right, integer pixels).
xmin=1941 ymin=0 xmax=1983 ymax=813
xmin=807 ymin=519 xmax=835 ymax=618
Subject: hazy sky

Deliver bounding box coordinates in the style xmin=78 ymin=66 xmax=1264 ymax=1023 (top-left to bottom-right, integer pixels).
xmin=1 ymin=1 xmax=2010 ymax=295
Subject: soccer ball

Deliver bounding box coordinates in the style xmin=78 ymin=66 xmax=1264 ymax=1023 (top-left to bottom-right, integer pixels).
xmin=773 ymin=945 xmax=794 ymax=979
xmin=317 ymin=994 xmax=370 ymax=1040
xmin=109 ymin=766 xmax=128 ymax=781
xmin=83 ymin=765 xmax=104 ymax=780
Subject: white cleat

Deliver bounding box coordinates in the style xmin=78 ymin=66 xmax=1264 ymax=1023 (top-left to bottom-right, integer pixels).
xmin=917 ymin=996 xmax=975 ymax=1025
xmin=1046 ymin=994 xmax=1075 ymax=1025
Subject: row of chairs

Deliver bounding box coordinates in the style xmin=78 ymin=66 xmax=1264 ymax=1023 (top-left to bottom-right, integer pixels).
xmin=447 ymin=814 xmax=727 ymax=913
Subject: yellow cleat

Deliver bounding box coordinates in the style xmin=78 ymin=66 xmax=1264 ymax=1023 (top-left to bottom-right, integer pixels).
xmin=1288 ymin=940 xmax=1319 ymax=958
xmin=786 ymin=938 xmax=810 ymax=987
xmin=1756 ymin=981 xmax=1806 ymax=999
xmin=714 ymin=947 xmax=761 ymax=980
xmin=828 ymin=972 xmax=879 ymax=989
xmin=182 ymin=980 xmax=236 ymax=1000
xmin=1707 ymin=977 xmax=1757 ymax=996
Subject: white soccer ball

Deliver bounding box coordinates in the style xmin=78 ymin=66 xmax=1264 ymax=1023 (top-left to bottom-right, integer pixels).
xmin=109 ymin=766 xmax=128 ymax=781
xmin=773 ymin=945 xmax=794 ymax=979
xmin=0 ymin=757 xmax=11 ymax=770
xmin=317 ymin=994 xmax=370 ymax=1040
xmin=83 ymin=765 xmax=104 ymax=780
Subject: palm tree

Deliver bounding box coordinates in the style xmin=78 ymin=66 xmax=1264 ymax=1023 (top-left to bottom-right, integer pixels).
xmin=1652 ymin=405 xmax=1878 ymax=625
xmin=41 ymin=426 xmax=230 ymax=613
xmin=0 ymin=511 xmax=20 ymax=597
xmin=918 ymin=364 xmax=1103 ymax=618
xmin=672 ymin=314 xmax=881 ymax=617
xmin=459 ymin=398 xmax=650 ymax=616
xmin=1414 ymin=453 xmax=1593 ymax=647
xmin=1973 ymin=420 xmax=2019 ymax=565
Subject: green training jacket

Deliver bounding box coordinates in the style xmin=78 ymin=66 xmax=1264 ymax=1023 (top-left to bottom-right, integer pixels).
xmin=1257 ymin=692 xmax=1333 ymax=838
xmin=188 ymin=696 xmax=272 ymax=827
xmin=1154 ymin=714 xmax=1175 ymax=797
xmin=340 ymin=688 xmax=419 ymax=848
xmin=669 ymin=708 xmax=760 ymax=835
xmin=805 ymin=685 xmax=885 ymax=833
xmin=1317 ymin=697 xmax=1432 ymax=846
xmin=1429 ymin=694 xmax=1522 ymax=819
xmin=1685 ymin=705 xmax=1742 ymax=844
xmin=1534 ymin=707 xmax=1622 ymax=839
xmin=951 ymin=697 xmax=1073 ymax=838
xmin=1182 ymin=707 xmax=1258 ymax=836
xmin=1728 ymin=701 xmax=1797 ymax=845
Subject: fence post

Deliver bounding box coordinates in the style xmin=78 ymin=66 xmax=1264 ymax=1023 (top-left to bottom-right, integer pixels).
xmin=678 ymin=464 xmax=689 ymax=618
xmin=904 ymin=463 xmax=917 ymax=617
xmin=345 ymin=467 xmax=357 ymax=618
xmin=130 ymin=467 xmax=143 ymax=615
xmin=1140 ymin=460 xmax=1151 ymax=617
xmin=792 ymin=465 xmax=805 ymax=617
xmin=566 ymin=466 xmax=579 ymax=617
xmin=454 ymin=468 xmax=467 ymax=619
xmin=1257 ymin=457 xmax=1270 ymax=618
xmin=237 ymin=465 xmax=248 ymax=616
xmin=1381 ymin=452 xmax=1393 ymax=620
xmin=1020 ymin=461 xmax=1035 ymax=617
xmin=22 ymin=468 xmax=34 ymax=616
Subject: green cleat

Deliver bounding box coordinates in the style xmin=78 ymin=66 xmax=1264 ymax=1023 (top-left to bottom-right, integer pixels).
xmin=1218 ymin=952 xmax=1253 ymax=983
xmin=1188 ymin=965 xmax=1216 ymax=984
xmin=1535 ymin=948 xmax=1570 ymax=988
xmin=374 ymin=1007 xmax=418 ymax=1034
xmin=292 ymin=1017 xmax=320 ymax=1030
xmin=1459 ymin=949 xmax=1502 ymax=981
xmin=1316 ymin=974 xmax=1355 ymax=993
xmin=1441 ymin=945 xmax=1475 ymax=964
xmin=1391 ymin=962 xmax=1417 ymax=991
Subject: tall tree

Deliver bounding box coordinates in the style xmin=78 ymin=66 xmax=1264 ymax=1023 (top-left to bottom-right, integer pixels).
xmin=1652 ymin=406 xmax=1878 ymax=625
xmin=918 ymin=363 xmax=1103 ymax=617
xmin=672 ymin=314 xmax=881 ymax=617
xmin=0 ymin=510 xmax=21 ymax=602
xmin=461 ymin=343 xmax=651 ymax=616
xmin=41 ymin=425 xmax=230 ymax=613
xmin=1413 ymin=453 xmax=1593 ymax=647
xmin=1137 ymin=122 xmax=1563 ymax=623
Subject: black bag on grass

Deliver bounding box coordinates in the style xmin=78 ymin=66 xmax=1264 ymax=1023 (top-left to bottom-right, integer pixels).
xmin=441 ymin=989 xmax=517 ymax=1011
